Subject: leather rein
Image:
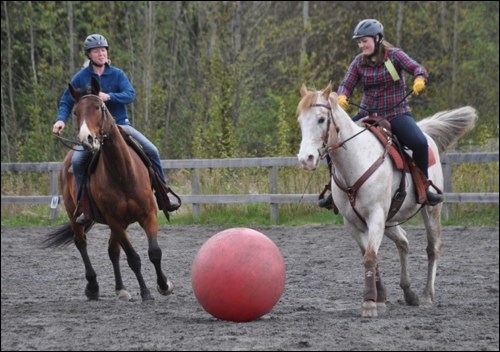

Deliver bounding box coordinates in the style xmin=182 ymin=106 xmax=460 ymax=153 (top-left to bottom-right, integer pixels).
xmin=54 ymin=95 xmax=115 ymax=151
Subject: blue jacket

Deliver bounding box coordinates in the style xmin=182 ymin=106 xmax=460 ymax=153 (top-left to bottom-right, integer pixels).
xmin=56 ymin=63 xmax=135 ymax=125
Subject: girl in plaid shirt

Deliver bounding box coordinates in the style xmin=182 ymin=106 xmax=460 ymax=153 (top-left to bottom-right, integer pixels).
xmin=319 ymin=19 xmax=443 ymax=209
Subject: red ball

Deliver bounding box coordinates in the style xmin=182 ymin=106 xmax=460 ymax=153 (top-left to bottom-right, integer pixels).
xmin=191 ymin=227 xmax=286 ymax=322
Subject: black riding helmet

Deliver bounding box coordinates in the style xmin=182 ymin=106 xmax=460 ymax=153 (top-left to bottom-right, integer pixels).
xmin=83 ymin=34 xmax=109 ymax=55
xmin=352 ymin=19 xmax=384 ymax=40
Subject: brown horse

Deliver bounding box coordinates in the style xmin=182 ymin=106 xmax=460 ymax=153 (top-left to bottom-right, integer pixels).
xmin=45 ymin=77 xmax=173 ymax=301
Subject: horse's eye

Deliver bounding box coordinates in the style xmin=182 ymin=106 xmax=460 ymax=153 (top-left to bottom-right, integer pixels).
xmin=318 ymin=117 xmax=325 ymax=124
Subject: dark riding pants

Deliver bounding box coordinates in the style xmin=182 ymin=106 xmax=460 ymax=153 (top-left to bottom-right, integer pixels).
xmin=389 ymin=113 xmax=429 ymax=178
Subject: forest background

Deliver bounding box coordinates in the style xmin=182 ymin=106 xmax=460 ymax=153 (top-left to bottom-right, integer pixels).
xmin=1 ymin=1 xmax=499 ymax=163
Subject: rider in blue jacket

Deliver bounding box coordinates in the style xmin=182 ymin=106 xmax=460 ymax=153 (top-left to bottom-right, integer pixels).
xmin=53 ymin=34 xmax=180 ymax=223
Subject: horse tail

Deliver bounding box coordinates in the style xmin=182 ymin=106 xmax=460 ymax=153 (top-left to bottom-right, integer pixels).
xmin=42 ymin=223 xmax=74 ymax=248
xmin=418 ymin=106 xmax=477 ymax=156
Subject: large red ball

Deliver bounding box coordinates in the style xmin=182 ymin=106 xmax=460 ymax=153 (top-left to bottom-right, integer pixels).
xmin=191 ymin=227 xmax=286 ymax=322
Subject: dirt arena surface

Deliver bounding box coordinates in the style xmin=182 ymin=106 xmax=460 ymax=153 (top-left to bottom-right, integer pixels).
xmin=1 ymin=224 xmax=498 ymax=351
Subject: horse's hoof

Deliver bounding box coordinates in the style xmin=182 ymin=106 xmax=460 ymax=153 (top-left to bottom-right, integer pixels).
xmin=116 ymin=289 xmax=132 ymax=301
xmin=361 ymin=301 xmax=378 ymax=317
xmin=404 ymin=290 xmax=420 ymax=306
xmin=157 ymin=280 xmax=174 ymax=296
xmin=141 ymin=288 xmax=154 ymax=302
xmin=85 ymin=288 xmax=99 ymax=301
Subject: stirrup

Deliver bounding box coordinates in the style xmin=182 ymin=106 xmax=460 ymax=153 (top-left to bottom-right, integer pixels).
xmin=166 ymin=195 xmax=181 ymax=212
xmin=318 ymin=192 xmax=334 ymax=209
xmin=163 ymin=185 xmax=181 ymax=212
xmin=425 ymin=189 xmax=444 ymax=206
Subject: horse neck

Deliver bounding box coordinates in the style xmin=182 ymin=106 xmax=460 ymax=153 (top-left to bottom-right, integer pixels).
xmin=329 ymin=110 xmax=376 ymax=171
xmin=100 ymin=125 xmax=135 ymax=174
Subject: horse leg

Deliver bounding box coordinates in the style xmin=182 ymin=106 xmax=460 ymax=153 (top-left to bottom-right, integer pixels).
xmin=349 ymin=216 xmax=385 ymax=317
xmin=108 ymin=235 xmax=131 ymax=301
xmin=147 ymin=236 xmax=174 ymax=296
xmin=375 ymin=266 xmax=387 ymax=308
xmin=420 ymin=205 xmax=442 ymax=304
xmin=112 ymin=228 xmax=154 ymax=301
xmin=384 ymin=226 xmax=419 ymax=306
xmin=73 ymin=227 xmax=99 ymax=300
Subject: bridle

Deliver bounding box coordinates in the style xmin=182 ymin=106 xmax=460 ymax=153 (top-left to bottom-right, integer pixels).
xmin=310 ymin=99 xmax=389 ymax=226
xmin=54 ymin=94 xmax=115 ymax=151
xmin=75 ymin=94 xmax=116 ymax=144
xmin=311 ymin=102 xmax=369 ymax=159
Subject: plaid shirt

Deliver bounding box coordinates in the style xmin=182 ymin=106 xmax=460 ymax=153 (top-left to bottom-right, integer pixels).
xmin=337 ymin=48 xmax=428 ymax=121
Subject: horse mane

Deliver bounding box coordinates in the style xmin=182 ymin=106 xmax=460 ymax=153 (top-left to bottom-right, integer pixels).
xmin=296 ymin=90 xmax=318 ymax=118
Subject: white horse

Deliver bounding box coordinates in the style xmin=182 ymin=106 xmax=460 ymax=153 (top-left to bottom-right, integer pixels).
xmin=296 ymin=83 xmax=477 ymax=317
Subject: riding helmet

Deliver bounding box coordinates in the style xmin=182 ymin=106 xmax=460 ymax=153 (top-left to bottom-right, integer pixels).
xmin=352 ymin=19 xmax=384 ymax=39
xmin=83 ymin=34 xmax=109 ymax=54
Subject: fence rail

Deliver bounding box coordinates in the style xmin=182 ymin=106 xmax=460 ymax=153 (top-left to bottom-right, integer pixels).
xmin=2 ymin=152 xmax=498 ymax=222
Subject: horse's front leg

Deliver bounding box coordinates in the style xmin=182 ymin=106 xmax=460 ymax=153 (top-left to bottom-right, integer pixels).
xmin=147 ymin=236 xmax=174 ymax=296
xmin=73 ymin=226 xmax=99 ymax=300
xmin=359 ymin=215 xmax=387 ymax=317
xmin=108 ymin=236 xmax=131 ymax=301
xmin=111 ymin=228 xmax=154 ymax=301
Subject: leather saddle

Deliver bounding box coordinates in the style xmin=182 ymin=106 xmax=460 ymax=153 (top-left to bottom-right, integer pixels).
xmin=73 ymin=126 xmax=181 ymax=222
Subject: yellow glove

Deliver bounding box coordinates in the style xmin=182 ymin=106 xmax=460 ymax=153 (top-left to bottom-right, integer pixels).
xmin=338 ymin=95 xmax=349 ymax=110
xmin=413 ymin=76 xmax=426 ymax=95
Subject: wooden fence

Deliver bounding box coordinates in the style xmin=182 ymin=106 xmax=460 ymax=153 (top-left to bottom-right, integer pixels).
xmin=1 ymin=152 xmax=498 ymax=222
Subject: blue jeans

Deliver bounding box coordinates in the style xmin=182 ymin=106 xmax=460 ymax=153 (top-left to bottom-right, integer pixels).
xmin=72 ymin=124 xmax=167 ymax=200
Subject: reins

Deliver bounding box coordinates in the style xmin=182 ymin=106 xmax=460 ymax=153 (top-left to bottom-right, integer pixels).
xmin=313 ymin=90 xmax=421 ymax=226
xmin=349 ymin=90 xmax=414 ymax=115
xmin=318 ymin=90 xmax=414 ymax=159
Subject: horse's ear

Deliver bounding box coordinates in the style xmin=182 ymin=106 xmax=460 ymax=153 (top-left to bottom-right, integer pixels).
xmin=300 ymin=84 xmax=308 ymax=97
xmin=328 ymin=92 xmax=338 ymax=108
xmin=322 ymin=81 xmax=332 ymax=99
xmin=68 ymin=84 xmax=79 ymax=101
xmin=90 ymin=76 xmax=100 ymax=95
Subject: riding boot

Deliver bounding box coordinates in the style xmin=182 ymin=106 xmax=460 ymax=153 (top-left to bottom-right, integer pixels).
xmin=164 ymin=185 xmax=181 ymax=212
xmin=426 ymin=188 xmax=444 ymax=206
xmin=75 ymin=212 xmax=91 ymax=225
xmin=318 ymin=180 xmax=339 ymax=214
xmin=74 ymin=202 xmax=92 ymax=225
xmin=157 ymin=180 xmax=181 ymax=212
xmin=318 ymin=191 xmax=334 ymax=209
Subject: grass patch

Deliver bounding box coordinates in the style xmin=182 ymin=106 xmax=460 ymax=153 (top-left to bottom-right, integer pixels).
xmin=1 ymin=203 xmax=497 ymax=228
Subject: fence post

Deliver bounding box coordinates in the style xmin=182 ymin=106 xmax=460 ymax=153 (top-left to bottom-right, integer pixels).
xmin=269 ymin=166 xmax=279 ymax=223
xmin=442 ymin=159 xmax=452 ymax=220
xmin=49 ymin=169 xmax=59 ymax=220
xmin=191 ymin=168 xmax=201 ymax=220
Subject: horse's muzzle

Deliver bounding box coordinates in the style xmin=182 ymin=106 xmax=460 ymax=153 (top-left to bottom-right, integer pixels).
xmin=298 ymin=153 xmax=319 ymax=171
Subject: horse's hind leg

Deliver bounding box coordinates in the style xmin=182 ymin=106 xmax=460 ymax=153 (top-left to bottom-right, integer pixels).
xmin=421 ymin=205 xmax=442 ymax=305
xmin=384 ymin=226 xmax=419 ymax=306
xmin=108 ymin=236 xmax=131 ymax=301
xmin=73 ymin=228 xmax=99 ymax=300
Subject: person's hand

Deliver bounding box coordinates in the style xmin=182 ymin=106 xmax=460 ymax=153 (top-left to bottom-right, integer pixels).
xmin=413 ymin=76 xmax=426 ymax=95
xmin=99 ymin=92 xmax=110 ymax=102
xmin=338 ymin=95 xmax=349 ymax=110
xmin=52 ymin=121 xmax=65 ymax=135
